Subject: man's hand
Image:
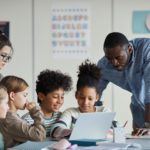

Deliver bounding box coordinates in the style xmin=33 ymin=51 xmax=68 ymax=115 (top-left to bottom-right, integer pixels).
xmin=132 ymin=128 xmax=150 ymax=136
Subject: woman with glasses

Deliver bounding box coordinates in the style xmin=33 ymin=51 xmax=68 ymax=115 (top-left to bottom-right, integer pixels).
xmin=0 ymin=31 xmax=13 ymax=80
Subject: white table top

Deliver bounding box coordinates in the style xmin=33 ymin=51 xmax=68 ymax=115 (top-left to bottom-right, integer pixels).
xmin=10 ymin=138 xmax=150 ymax=150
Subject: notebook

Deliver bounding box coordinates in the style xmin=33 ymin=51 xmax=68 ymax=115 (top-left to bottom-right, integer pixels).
xmin=69 ymin=112 xmax=116 ymax=146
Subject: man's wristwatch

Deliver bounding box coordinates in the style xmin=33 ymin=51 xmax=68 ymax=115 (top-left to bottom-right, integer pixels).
xmin=144 ymin=122 xmax=150 ymax=128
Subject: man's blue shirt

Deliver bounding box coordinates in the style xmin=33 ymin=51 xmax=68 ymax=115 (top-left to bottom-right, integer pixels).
xmin=98 ymin=38 xmax=150 ymax=109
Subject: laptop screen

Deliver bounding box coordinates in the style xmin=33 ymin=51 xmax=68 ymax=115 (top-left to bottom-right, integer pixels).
xmin=69 ymin=112 xmax=116 ymax=140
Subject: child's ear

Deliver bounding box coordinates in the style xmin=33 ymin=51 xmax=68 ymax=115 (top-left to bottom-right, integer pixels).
xmin=38 ymin=92 xmax=44 ymax=102
xmin=96 ymin=94 xmax=100 ymax=102
xmin=9 ymin=92 xmax=15 ymax=101
xmin=75 ymin=91 xmax=78 ymax=99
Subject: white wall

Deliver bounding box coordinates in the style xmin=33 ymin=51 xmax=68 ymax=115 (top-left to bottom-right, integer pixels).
xmin=0 ymin=0 xmax=150 ymax=132
xmin=33 ymin=0 xmax=112 ymax=111
xmin=0 ymin=0 xmax=33 ymax=99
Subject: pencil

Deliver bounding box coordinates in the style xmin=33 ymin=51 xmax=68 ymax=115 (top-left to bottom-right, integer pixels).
xmin=123 ymin=120 xmax=128 ymax=127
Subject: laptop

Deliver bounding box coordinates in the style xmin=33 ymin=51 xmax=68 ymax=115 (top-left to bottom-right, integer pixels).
xmin=69 ymin=112 xmax=116 ymax=146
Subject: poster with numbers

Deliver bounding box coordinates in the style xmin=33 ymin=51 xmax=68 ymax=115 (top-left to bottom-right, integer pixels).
xmin=51 ymin=2 xmax=90 ymax=59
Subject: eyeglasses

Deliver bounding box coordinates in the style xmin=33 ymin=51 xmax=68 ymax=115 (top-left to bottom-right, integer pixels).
xmin=0 ymin=53 xmax=12 ymax=63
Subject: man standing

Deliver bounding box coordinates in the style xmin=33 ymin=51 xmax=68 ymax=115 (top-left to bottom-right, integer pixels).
xmin=97 ymin=32 xmax=150 ymax=133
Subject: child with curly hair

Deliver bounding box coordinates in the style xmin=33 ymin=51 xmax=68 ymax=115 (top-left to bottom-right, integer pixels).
xmin=22 ymin=69 xmax=72 ymax=137
xmin=50 ymin=59 xmax=111 ymax=139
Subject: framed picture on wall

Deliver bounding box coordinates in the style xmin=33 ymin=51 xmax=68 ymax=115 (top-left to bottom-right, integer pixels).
xmin=132 ymin=11 xmax=150 ymax=33
xmin=0 ymin=21 xmax=9 ymax=38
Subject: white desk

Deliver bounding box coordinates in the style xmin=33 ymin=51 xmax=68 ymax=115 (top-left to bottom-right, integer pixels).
xmin=127 ymin=138 xmax=150 ymax=150
xmin=10 ymin=138 xmax=150 ymax=150
xmin=9 ymin=140 xmax=53 ymax=150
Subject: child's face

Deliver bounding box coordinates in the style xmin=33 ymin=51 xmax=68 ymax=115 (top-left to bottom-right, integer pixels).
xmin=76 ymin=86 xmax=99 ymax=113
xmin=0 ymin=95 xmax=9 ymax=118
xmin=12 ymin=87 xmax=29 ymax=110
xmin=39 ymin=88 xmax=64 ymax=113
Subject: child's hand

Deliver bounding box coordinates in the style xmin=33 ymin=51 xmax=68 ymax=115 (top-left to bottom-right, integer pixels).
xmin=25 ymin=102 xmax=36 ymax=111
xmin=53 ymin=127 xmax=71 ymax=139
xmin=107 ymin=129 xmax=113 ymax=139
xmin=61 ymin=129 xmax=71 ymax=138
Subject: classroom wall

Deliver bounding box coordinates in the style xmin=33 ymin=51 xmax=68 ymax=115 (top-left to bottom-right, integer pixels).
xmin=0 ymin=0 xmax=150 ymax=132
xmin=33 ymin=0 xmax=112 ymax=111
xmin=0 ymin=0 xmax=33 ymax=98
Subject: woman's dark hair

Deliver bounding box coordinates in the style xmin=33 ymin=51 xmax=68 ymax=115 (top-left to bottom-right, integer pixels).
xmin=36 ymin=69 xmax=72 ymax=104
xmin=0 ymin=31 xmax=13 ymax=53
xmin=103 ymin=32 xmax=129 ymax=49
xmin=76 ymin=59 xmax=101 ymax=94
